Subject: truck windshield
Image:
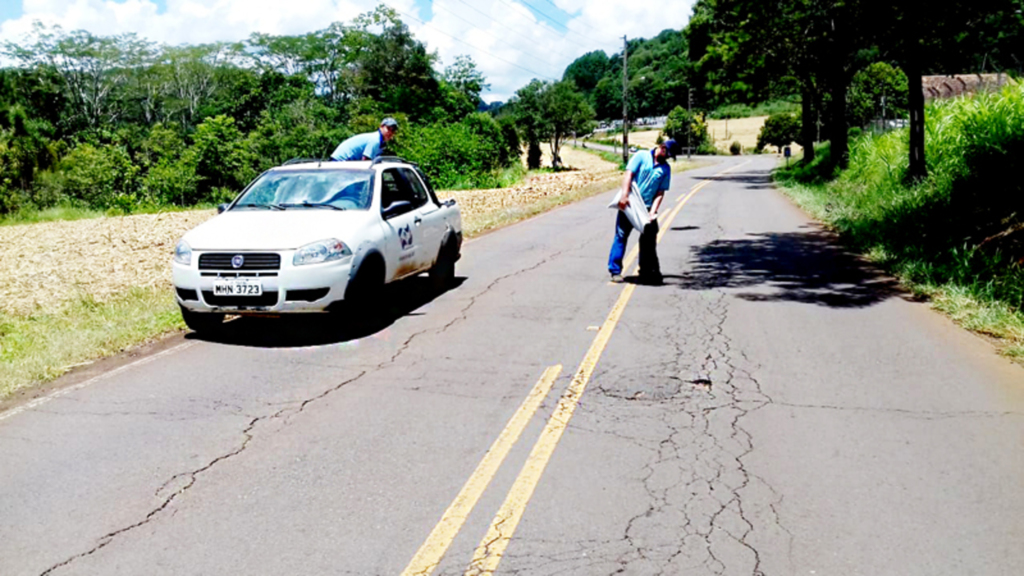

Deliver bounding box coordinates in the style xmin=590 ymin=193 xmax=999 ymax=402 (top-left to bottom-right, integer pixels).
xmin=234 ymin=169 xmax=374 ymax=211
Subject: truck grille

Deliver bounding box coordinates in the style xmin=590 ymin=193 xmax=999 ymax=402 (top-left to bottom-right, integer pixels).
xmin=198 ymin=253 xmax=281 ymax=271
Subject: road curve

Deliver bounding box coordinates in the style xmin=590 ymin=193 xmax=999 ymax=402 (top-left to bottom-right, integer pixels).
xmin=1 ymin=155 xmax=1022 ymax=576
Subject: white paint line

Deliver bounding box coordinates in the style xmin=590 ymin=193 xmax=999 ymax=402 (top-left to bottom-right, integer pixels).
xmin=0 ymin=341 xmax=197 ymax=423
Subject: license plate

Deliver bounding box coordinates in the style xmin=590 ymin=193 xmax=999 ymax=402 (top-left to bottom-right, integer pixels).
xmin=213 ymin=279 xmax=263 ymax=296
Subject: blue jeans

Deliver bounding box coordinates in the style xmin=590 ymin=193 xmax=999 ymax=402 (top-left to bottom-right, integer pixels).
xmin=608 ymin=211 xmax=660 ymax=276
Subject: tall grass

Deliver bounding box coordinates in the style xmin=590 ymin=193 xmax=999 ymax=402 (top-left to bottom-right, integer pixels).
xmin=0 ymin=202 xmax=223 ymax=226
xmin=0 ymin=288 xmax=185 ymax=399
xmin=777 ymin=84 xmax=1024 ymax=357
xmin=710 ymin=99 xmax=801 ymax=119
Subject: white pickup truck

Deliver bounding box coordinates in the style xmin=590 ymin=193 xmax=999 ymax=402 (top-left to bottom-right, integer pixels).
xmin=171 ymin=156 xmax=462 ymax=333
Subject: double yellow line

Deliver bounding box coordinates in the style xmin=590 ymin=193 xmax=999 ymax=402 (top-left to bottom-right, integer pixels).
xmin=402 ymin=160 xmax=750 ymax=576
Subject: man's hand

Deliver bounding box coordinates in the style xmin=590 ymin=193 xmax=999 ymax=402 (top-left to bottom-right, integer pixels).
xmin=619 ymin=171 xmax=633 ymax=210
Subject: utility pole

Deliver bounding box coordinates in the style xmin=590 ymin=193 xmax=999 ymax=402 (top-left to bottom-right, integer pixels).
xmin=687 ymin=87 xmax=693 ymax=159
xmin=622 ymin=35 xmax=629 ymax=164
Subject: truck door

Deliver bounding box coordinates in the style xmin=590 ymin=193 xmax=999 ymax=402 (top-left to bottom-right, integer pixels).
xmin=400 ymin=168 xmax=445 ymax=270
xmin=379 ymin=168 xmax=421 ymax=280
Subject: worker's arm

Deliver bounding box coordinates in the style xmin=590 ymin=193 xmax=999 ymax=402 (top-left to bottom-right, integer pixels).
xmin=617 ymin=170 xmax=633 ymax=210
xmin=650 ymin=191 xmax=665 ymax=217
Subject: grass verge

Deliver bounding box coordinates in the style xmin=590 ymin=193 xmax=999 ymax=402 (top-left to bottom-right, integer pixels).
xmin=0 ymin=202 xmax=222 ymax=226
xmin=776 ymin=84 xmax=1024 ymax=360
xmin=1 ymin=287 xmax=184 ymax=399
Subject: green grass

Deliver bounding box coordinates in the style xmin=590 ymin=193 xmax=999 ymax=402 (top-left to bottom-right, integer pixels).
xmin=709 ymin=99 xmax=801 ymax=119
xmin=0 ymin=202 xmax=222 ymax=226
xmin=1 ymin=288 xmax=184 ymax=400
xmin=437 ymin=163 xmax=527 ymax=191
xmin=574 ymin=146 xmax=627 ymax=170
xmin=776 ymin=84 xmax=1024 ymax=358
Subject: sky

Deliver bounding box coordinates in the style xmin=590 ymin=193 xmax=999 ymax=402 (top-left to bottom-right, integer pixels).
xmin=0 ymin=0 xmax=696 ymax=102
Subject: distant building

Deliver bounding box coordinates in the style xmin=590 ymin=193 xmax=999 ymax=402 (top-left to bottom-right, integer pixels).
xmin=922 ymin=73 xmax=1015 ymax=101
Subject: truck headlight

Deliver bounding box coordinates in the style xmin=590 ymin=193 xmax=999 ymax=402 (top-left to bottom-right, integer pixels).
xmin=293 ymin=239 xmax=352 ymax=266
xmin=174 ymin=240 xmax=191 ymax=266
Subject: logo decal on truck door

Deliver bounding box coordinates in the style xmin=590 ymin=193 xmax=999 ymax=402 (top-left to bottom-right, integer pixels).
xmin=398 ymin=224 xmax=414 ymax=250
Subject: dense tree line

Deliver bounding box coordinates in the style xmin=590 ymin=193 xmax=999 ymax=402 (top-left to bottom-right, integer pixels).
xmin=562 ymin=0 xmax=1022 ymax=172
xmin=0 ymin=5 xmax=529 ymax=214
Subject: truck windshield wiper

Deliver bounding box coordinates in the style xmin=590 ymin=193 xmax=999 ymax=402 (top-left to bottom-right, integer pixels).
xmin=235 ymin=203 xmax=285 ymax=210
xmin=280 ymin=202 xmax=347 ymax=211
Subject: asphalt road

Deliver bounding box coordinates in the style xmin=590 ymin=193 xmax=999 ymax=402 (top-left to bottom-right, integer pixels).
xmin=2 ymin=156 xmax=1023 ymax=576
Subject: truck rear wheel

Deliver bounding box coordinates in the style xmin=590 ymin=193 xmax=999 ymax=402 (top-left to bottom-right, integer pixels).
xmin=429 ymin=242 xmax=457 ymax=293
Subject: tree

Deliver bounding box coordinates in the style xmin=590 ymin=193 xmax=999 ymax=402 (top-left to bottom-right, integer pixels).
xmin=868 ymin=0 xmax=1023 ymax=180
xmin=543 ymin=81 xmax=595 ymax=167
xmin=3 ymin=23 xmax=154 ymax=132
xmin=563 ymin=50 xmax=610 ymax=93
xmin=663 ymin=105 xmax=709 ymax=152
xmin=757 ymin=113 xmax=801 ymax=152
xmin=444 ymin=55 xmax=489 ymax=105
xmin=510 ymin=79 xmax=547 ymax=169
xmin=350 ymin=6 xmax=442 ymax=122
xmin=509 ymin=80 xmax=594 ymax=169
xmin=162 ymin=43 xmax=232 ymax=129
xmin=847 ymin=62 xmax=908 ymax=128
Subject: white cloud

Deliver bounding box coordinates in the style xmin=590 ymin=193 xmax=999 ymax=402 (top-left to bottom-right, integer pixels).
xmin=0 ymin=0 xmax=696 ymax=102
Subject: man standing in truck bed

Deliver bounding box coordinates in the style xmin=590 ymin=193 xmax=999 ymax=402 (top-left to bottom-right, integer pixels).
xmin=331 ymin=117 xmax=398 ymax=161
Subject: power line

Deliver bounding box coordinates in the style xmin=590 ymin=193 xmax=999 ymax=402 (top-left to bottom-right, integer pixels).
xmin=513 ymin=0 xmax=615 ymax=46
xmin=433 ymin=0 xmax=558 ymax=69
xmin=492 ymin=0 xmax=603 ymax=52
xmin=391 ymin=5 xmax=560 ymax=82
xmin=535 ymin=0 xmax=599 ymax=33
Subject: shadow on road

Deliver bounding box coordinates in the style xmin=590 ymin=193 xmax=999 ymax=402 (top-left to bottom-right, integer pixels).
xmin=694 ymin=169 xmax=775 ymax=190
xmin=668 ymin=230 xmax=900 ymax=308
xmin=185 ymin=277 xmax=466 ymax=348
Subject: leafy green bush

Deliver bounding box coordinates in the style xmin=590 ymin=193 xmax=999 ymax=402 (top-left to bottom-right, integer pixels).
xmin=189 ymin=115 xmax=256 ymax=204
xmin=497 ymin=115 xmax=521 ymax=166
xmin=41 ymin=143 xmax=140 ymax=209
xmin=729 ymin=141 xmax=742 ymax=155
xmin=143 ymin=157 xmax=198 ymax=206
xmin=394 ymin=115 xmax=519 ymax=189
xmin=247 ymin=101 xmax=350 ymax=168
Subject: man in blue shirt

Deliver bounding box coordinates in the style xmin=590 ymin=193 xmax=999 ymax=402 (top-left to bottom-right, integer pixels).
xmin=608 ymin=143 xmax=672 ymax=284
xmin=330 ymin=117 xmax=398 ymax=161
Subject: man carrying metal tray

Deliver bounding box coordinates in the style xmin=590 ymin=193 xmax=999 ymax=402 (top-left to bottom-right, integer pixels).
xmin=607 ymin=143 xmax=671 ymax=284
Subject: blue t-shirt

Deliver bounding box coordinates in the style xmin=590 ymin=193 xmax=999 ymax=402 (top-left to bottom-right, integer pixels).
xmin=331 ymin=130 xmax=384 ymax=161
xmin=627 ymin=149 xmax=671 ymax=207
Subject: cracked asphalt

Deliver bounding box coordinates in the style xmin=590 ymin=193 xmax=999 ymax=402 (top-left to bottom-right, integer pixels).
xmin=3 ymin=156 xmax=1023 ymax=576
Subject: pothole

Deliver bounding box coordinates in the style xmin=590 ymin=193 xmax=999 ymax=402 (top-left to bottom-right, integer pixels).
xmin=689 ymin=378 xmax=713 ymax=391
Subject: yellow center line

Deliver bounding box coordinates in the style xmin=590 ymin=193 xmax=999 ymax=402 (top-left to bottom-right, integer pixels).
xmin=464 ymin=283 xmax=635 ymax=576
xmin=400 ymin=365 xmax=563 ymax=576
xmin=462 ymin=163 xmax=730 ymax=575
xmin=617 ymin=158 xmax=751 ymax=277
xmin=402 ymin=159 xmax=744 ymax=576
xmin=617 ymin=180 xmax=704 ymax=277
